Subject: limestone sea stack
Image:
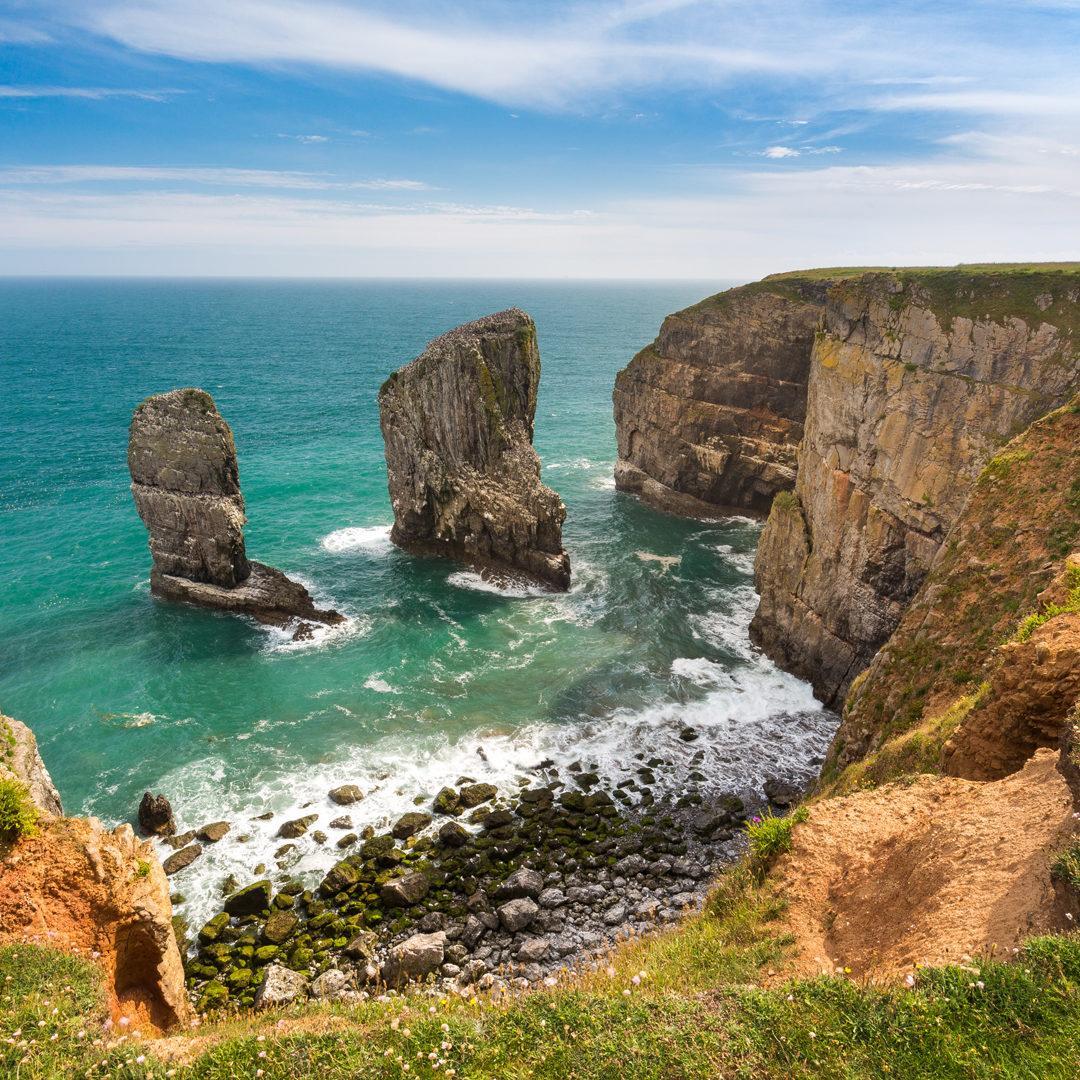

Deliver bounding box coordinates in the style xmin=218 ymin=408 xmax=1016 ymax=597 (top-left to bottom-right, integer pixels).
xmin=378 ymin=309 xmax=570 ymax=590
xmin=129 ymin=388 xmax=343 ymax=631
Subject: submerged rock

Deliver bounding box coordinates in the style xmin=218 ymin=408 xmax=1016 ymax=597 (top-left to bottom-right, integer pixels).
xmin=378 ymin=309 xmax=570 ymax=590
xmin=129 ymin=388 xmax=343 ymax=628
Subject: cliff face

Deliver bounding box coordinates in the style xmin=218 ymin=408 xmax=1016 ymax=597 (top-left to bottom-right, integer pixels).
xmin=1 ymin=713 xmax=62 ymax=817
xmin=614 ymin=279 xmax=830 ymax=516
xmin=0 ymin=714 xmax=190 ymax=1031
xmin=379 ymin=309 xmax=570 ymax=590
xmin=751 ymin=270 xmax=1080 ymax=707
xmin=825 ymin=398 xmax=1080 ymax=781
xmin=130 ymin=388 xmax=343 ymax=630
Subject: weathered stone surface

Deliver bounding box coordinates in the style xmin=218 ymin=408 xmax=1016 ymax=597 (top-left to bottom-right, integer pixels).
xmin=254 ymin=963 xmax=308 ymax=1009
xmin=277 ymin=814 xmax=318 ymax=839
xmin=614 ymin=278 xmax=829 ymax=516
xmin=829 ymin=399 xmax=1080 ymax=777
xmin=223 ymin=880 xmax=271 ymax=916
xmin=379 ymin=310 xmax=570 ymax=590
xmin=0 ymin=714 xmax=63 ymax=817
xmin=752 ymin=270 xmax=1080 ymax=706
xmin=497 ymin=897 xmax=539 ymax=932
xmin=458 ymin=782 xmax=497 ymax=808
xmin=161 ymin=844 xmax=201 ymax=876
xmin=493 ymin=867 xmax=544 ymax=901
xmin=196 ymin=821 xmax=230 ymax=842
xmin=129 ymin=388 xmax=343 ymax=629
xmin=380 ymin=871 xmax=431 ymax=907
xmin=328 ymin=784 xmax=364 ymax=806
xmin=391 ymin=811 xmax=432 ymax=840
xmin=0 ymin=814 xmax=190 ymax=1029
xmin=138 ymin=792 xmax=175 ymax=837
xmin=382 ymin=931 xmax=446 ymax=986
xmin=263 ymin=909 xmax=300 ymax=945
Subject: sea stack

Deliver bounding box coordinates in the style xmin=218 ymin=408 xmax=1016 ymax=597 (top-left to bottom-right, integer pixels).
xmin=378 ymin=309 xmax=570 ymax=590
xmin=129 ymin=388 xmax=344 ymax=632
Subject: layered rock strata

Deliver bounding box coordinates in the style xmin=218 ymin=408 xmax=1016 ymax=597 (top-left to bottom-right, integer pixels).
xmin=828 ymin=399 xmax=1080 ymax=777
xmin=379 ymin=309 xmax=570 ymax=589
xmin=129 ymin=388 xmax=342 ymax=630
xmin=750 ymin=270 xmax=1080 ymax=707
xmin=613 ymin=277 xmax=831 ymax=516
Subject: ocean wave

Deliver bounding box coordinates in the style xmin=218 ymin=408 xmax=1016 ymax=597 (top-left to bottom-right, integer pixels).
xmin=364 ymin=675 xmax=400 ymax=694
xmin=320 ymin=525 xmax=393 ymax=554
xmin=712 ymin=543 xmax=756 ymax=574
xmin=671 ymin=656 xmax=732 ymax=688
xmin=545 ymin=457 xmax=600 ymax=471
xmin=446 ymin=570 xmax=552 ymax=598
xmin=589 ymin=474 xmax=617 ymax=490
xmin=159 ymin=644 xmax=835 ymax=933
xmin=260 ymin=612 xmax=373 ymax=655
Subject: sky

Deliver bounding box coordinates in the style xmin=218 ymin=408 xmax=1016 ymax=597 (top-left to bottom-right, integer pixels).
xmin=0 ymin=0 xmax=1078 ymax=278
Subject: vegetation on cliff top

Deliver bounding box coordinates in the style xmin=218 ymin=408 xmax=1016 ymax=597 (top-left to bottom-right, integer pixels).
xmin=829 ymin=398 xmax=1080 ymax=786
xmin=5 ymin=866 xmax=1080 ymax=1079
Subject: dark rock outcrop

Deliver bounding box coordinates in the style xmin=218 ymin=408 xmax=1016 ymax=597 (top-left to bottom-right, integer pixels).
xmin=378 ymin=310 xmax=570 ymax=590
xmin=138 ymin=791 xmax=176 ymax=837
xmin=751 ymin=270 xmax=1079 ymax=708
xmin=613 ymin=277 xmax=830 ymax=516
xmin=129 ymin=388 xmax=343 ymax=630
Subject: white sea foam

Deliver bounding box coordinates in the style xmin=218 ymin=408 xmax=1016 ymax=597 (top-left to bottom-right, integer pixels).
xmin=589 ymin=474 xmax=617 ymax=490
xmin=364 ymin=675 xmax=399 ymax=694
xmin=320 ymin=525 xmax=393 ymax=554
xmin=636 ymin=551 xmax=681 ymax=573
xmin=260 ymin=612 xmax=372 ymax=655
xmin=712 ymin=543 xmax=756 ymax=574
xmin=545 ymin=457 xmax=598 ymax=471
xmin=446 ymin=570 xmax=552 ymax=598
xmin=671 ymin=657 xmax=732 ymax=688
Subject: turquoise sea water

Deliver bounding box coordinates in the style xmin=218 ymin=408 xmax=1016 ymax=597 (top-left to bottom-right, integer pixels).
xmin=0 ymin=279 xmax=833 ymax=925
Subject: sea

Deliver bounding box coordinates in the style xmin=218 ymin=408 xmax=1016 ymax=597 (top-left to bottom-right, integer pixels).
xmin=0 ymin=279 xmax=835 ymax=927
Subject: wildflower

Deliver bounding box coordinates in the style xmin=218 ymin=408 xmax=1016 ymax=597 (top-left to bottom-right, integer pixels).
xmin=809 ymin=1032 xmax=816 ymax=1039
xmin=441 ymin=1023 xmax=449 ymax=1032
xmin=622 ymin=989 xmax=631 ymax=997
xmin=975 ymin=981 xmax=985 ymax=990
xmin=631 ymin=975 xmax=641 ymax=986
xmin=259 ymin=1050 xmax=267 ymax=1058
xmin=904 ymin=973 xmax=916 ymax=988
xmin=135 ymin=1055 xmax=145 ymax=1064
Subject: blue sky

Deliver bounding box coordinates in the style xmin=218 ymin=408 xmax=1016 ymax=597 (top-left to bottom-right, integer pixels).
xmin=1 ymin=1 xmax=1078 ymax=277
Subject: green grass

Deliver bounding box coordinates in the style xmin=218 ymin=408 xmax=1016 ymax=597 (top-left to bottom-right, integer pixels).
xmin=0 ymin=778 xmax=38 ymax=842
xmin=1053 ymin=840 xmax=1080 ymax=891
xmin=1014 ymin=566 xmax=1080 ymax=642
xmin=746 ymin=807 xmax=809 ymax=867
xmin=765 ymin=263 xmax=1080 ymax=282
xmin=4 ymin=925 xmax=1080 ymax=1079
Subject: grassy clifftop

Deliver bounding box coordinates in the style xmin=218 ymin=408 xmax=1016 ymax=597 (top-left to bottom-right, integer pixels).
xmin=5 ymin=863 xmax=1080 ymax=1079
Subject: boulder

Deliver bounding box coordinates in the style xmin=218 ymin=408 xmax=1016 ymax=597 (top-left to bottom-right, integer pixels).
xmin=391 ymin=811 xmax=432 ymax=840
xmin=162 ymin=844 xmax=201 ymax=876
xmin=328 ymin=784 xmax=364 ymax=806
xmin=196 ymin=821 xmax=230 ymax=842
xmin=276 ymin=814 xmax=318 ymax=839
xmin=343 ymin=931 xmax=378 ymax=961
xmin=138 ymin=792 xmax=176 ymax=837
xmin=378 ymin=310 xmax=570 ymax=590
xmin=497 ymin=897 xmax=539 ymax=932
xmin=438 ymin=821 xmax=469 ymax=848
xmin=254 ymin=964 xmax=309 ymax=1009
xmin=493 ymin=867 xmax=544 ymax=901
xmin=128 ymin=388 xmax=343 ymax=628
xmin=223 ymin=880 xmax=271 ymax=916
xmin=380 ymin=871 xmax=430 ymax=907
xmin=458 ymin=782 xmax=498 ymax=808
xmin=382 ymin=931 xmax=446 ymax=986
xmin=262 ymin=909 xmax=300 ymax=945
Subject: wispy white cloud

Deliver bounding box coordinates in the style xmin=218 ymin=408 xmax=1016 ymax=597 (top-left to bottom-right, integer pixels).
xmin=0 ymin=84 xmax=180 ymax=101
xmin=762 ymin=144 xmax=841 ymax=159
xmin=278 ymin=132 xmax=330 ymax=144
xmin=0 ymin=165 xmax=432 ymax=191
xmin=2 ymin=134 xmax=1076 ymax=277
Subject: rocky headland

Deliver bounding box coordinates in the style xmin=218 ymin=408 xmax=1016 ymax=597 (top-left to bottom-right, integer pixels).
xmin=379 ymin=310 xmax=570 ymax=590
xmin=129 ymin=388 xmax=343 ymax=635
xmin=750 ymin=269 xmax=1079 ymax=707
xmin=613 ymin=275 xmax=830 ymax=517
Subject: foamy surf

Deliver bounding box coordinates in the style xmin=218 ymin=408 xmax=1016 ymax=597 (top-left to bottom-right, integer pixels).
xmin=320 ymin=525 xmax=394 ymax=554
xmin=446 ymin=570 xmax=553 ymax=598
